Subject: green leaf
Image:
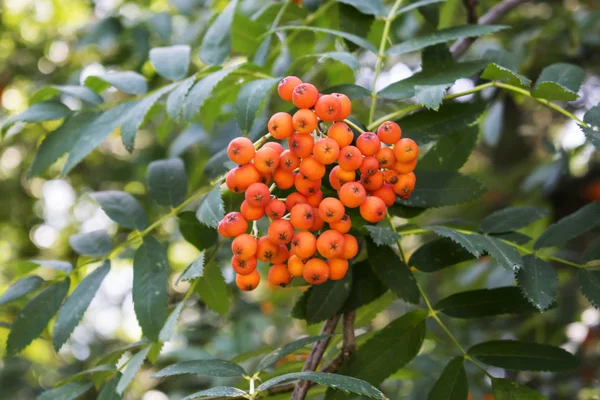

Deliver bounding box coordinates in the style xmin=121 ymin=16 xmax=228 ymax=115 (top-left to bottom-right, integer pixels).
xmin=435 ymin=287 xmax=538 ymax=318
xmin=477 ymin=234 xmax=523 ymax=271
xmin=306 ymin=269 xmax=353 ymax=323
xmin=236 ymin=78 xmax=279 ymax=135
xmin=481 ymin=49 xmax=531 ymax=87
xmin=364 ymin=226 xmax=399 ymax=247
xmin=534 ymin=202 xmax=600 ymax=249
xmin=117 ymin=346 xmax=150 ymax=394
xmin=69 ymin=230 xmax=113 ymax=257
xmin=150 ymin=45 xmax=191 ymax=81
xmin=260 ymin=372 xmax=386 ymax=399
xmin=91 ymin=191 xmax=148 ymax=230
xmin=418 ymin=126 xmax=478 ymax=170
xmin=199 ymin=0 xmax=239 ymax=65
xmin=0 ymin=276 xmax=44 ymax=305
xmin=183 ymin=387 xmax=248 ymax=400
xmin=394 ymin=0 xmax=445 ymax=18
xmin=481 ymin=206 xmax=549 ymax=234
xmin=85 ymin=72 xmax=148 ymax=95
xmin=515 ymin=255 xmax=557 ymax=311
xmin=153 ymin=359 xmax=247 ymax=378
xmin=398 ymin=171 xmax=487 ymax=208
xmin=410 ymin=238 xmax=474 ymax=272
xmin=147 ymin=158 xmax=188 ymax=207
xmin=53 ymin=262 xmax=110 ymax=351
xmin=428 ymin=227 xmax=484 ymax=257
xmin=415 ymin=84 xmax=451 ymax=110
xmin=2 ymin=101 xmax=71 ymax=134
xmin=97 ymin=373 xmax=121 ymax=400
xmin=428 ymin=357 xmax=468 ymax=400
xmin=396 ymin=102 xmax=487 ymax=145
xmin=166 ymin=74 xmax=197 ymax=121
xmin=182 ymin=67 xmax=239 ymax=121
xmin=328 ymin=310 xmax=426 ymax=397
xmin=336 ymin=0 xmax=385 ymax=16
xmin=584 ymin=238 xmax=600 ymax=262
xmin=56 ymin=364 xmax=116 ymax=386
xmin=196 ymin=185 xmax=225 ymax=229
xmin=256 ymin=335 xmax=331 ymax=372
xmin=578 ymin=268 xmax=600 ymax=310
xmin=62 ymin=101 xmax=138 ymax=175
xmin=367 ymin=240 xmax=420 ymax=304
xmin=7 ymin=279 xmax=70 ymax=355
xmin=582 ymin=105 xmax=600 ymax=150
xmin=340 ymin=261 xmax=388 ymax=313
xmin=267 ymin=26 xmax=378 ymax=53
xmin=388 ymin=25 xmax=506 ymax=55
xmin=159 ymin=301 xmax=185 ymax=342
xmin=133 ymin=237 xmax=169 ymax=340
xmin=29 ymin=259 xmax=73 ymax=272
xmin=37 ymin=382 xmax=93 ymax=400
xmin=321 ymin=83 xmax=371 ymax=99
xmin=31 ymin=85 xmax=104 ymax=105
xmin=293 ymin=52 xmax=361 ymax=71
xmin=178 ymin=212 xmax=217 ymax=251
xmin=120 ymin=84 xmax=176 ymax=151
xmin=492 ymin=378 xmax=547 ymax=400
xmin=532 ymin=63 xmax=584 ymax=101
xmin=491 ymin=231 xmax=532 ymax=245
xmin=194 ymin=262 xmax=229 ymax=316
xmin=470 ymin=340 xmax=580 ymax=372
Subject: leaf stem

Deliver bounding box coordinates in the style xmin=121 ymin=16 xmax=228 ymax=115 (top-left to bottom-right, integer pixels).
xmin=342 ymin=118 xmax=365 ymax=134
xmin=368 ymin=0 xmax=406 ymax=126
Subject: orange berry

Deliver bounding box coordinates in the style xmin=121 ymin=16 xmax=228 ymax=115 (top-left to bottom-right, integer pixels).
xmin=268 ymin=264 xmax=292 ymax=287
xmin=338 ymin=181 xmax=367 ymax=208
xmin=290 ymin=203 xmax=315 ymax=230
xmin=228 ymin=137 xmax=255 ymax=164
xmin=231 ymin=234 xmax=257 ymax=261
xmin=265 ymin=198 xmax=286 ymax=220
xmin=313 ymin=138 xmax=340 ymax=165
xmin=288 ymin=255 xmax=307 ymax=277
xmin=361 ymin=170 xmax=384 ymax=192
xmin=293 ymin=108 xmax=318 ymax=134
xmin=314 ymin=94 xmax=341 ymax=122
xmin=328 ymin=258 xmax=349 ymax=280
xmin=295 ymin=174 xmax=322 ymax=196
xmin=310 ymin=209 xmax=325 ymax=231
xmin=307 ymin=190 xmax=323 ymax=208
xmin=279 ymin=149 xmax=300 ymax=171
xmin=258 ymin=171 xmax=272 ymax=185
xmin=338 ymin=146 xmax=363 ymax=172
xmin=257 ymin=236 xmax=280 ymax=262
xmin=273 ymin=169 xmax=295 ymax=189
xmin=329 ymin=166 xmax=356 ymax=190
xmin=331 ymin=93 xmax=351 ymax=120
xmin=393 ymin=138 xmax=419 ymax=163
xmin=292 ymin=83 xmax=319 ymax=109
xmin=271 ymin=244 xmax=290 ymax=264
xmin=232 ymin=255 xmax=258 ymax=275
xmin=393 ymin=172 xmax=416 ymax=200
xmin=226 ymin=168 xmax=243 ymax=193
xmin=375 ymin=147 xmax=395 ymax=169
xmin=329 ymin=214 xmax=351 ymax=233
xmin=393 ymin=159 xmax=417 ymax=174
xmin=299 ymin=156 xmax=326 ymax=181
xmin=383 ymin=169 xmax=400 ymax=185
xmin=317 ymin=229 xmax=345 ymax=259
xmin=231 ymin=164 xmax=261 ymax=191
xmin=278 ymin=76 xmax=302 ymax=101
xmin=372 ymin=184 xmax=396 ymax=206
xmin=303 ymin=258 xmax=329 ymax=285
xmin=356 ymin=132 xmax=381 ymax=157
xmin=220 ymin=212 xmax=248 ymax=237
xmin=236 ymin=269 xmax=260 ymax=291
xmin=268 ymin=219 xmax=294 ymax=245
xmin=318 ymin=197 xmax=345 ymax=223
xmin=245 ymin=182 xmax=270 ymax=208
xmin=328 ymin=122 xmax=354 ymax=148
xmin=254 ymin=147 xmax=280 ymax=173
xmin=377 ymin=121 xmax=402 ymax=145
xmin=263 ymin=142 xmax=284 ymax=155
xmin=291 ymin=231 xmax=317 ymax=259
xmin=359 ymin=156 xmax=380 ymax=176
xmin=268 ymin=112 xmax=294 ymax=139
xmin=240 ymin=200 xmax=265 ymax=221
xmin=289 ymin=132 xmax=314 ymax=158
xmin=359 ymin=196 xmax=386 ymax=223
xmin=285 ymin=192 xmax=308 ymax=211
xmin=342 ymin=234 xmax=358 ymax=259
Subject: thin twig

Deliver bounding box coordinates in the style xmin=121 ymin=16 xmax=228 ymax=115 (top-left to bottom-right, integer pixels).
xmin=323 ymin=311 xmax=356 ymax=372
xmin=462 ymin=0 xmax=479 ymax=24
xmin=451 ymin=0 xmax=531 ymax=58
xmin=291 ymin=316 xmax=341 ymax=399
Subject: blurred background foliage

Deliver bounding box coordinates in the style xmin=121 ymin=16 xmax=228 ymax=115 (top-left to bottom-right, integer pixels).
xmin=0 ymin=0 xmax=599 ymax=399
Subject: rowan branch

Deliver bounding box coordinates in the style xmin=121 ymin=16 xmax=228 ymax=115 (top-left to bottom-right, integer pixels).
xmin=451 ymin=0 xmax=531 ymax=58
xmin=462 ymin=0 xmax=479 ymax=24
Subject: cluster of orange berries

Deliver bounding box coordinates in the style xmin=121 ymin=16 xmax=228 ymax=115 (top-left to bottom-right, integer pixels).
xmin=218 ymin=76 xmax=419 ymax=291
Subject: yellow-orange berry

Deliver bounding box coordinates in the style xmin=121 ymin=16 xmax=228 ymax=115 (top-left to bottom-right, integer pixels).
xmin=375 ymin=147 xmax=396 ymax=169
xmin=372 ymin=184 xmax=396 ymax=206
xmin=278 ymin=76 xmax=302 ymax=101
xmin=318 ymin=197 xmax=345 ymax=223
xmin=359 ymin=196 xmax=386 ymax=223
xmin=338 ymin=146 xmax=363 ymax=172
xmin=383 ymin=169 xmax=400 ymax=185
xmin=229 ymin=164 xmax=261 ymax=192
xmin=220 ymin=212 xmax=248 ymax=237
xmin=359 ymin=156 xmax=380 ymax=176
xmin=254 ymin=147 xmax=280 ymax=173
xmin=316 ymin=229 xmax=345 ymax=259
xmin=342 ymin=234 xmax=358 ymax=259
xmin=240 ymin=200 xmax=265 ymax=221
xmin=313 ymin=138 xmax=341 ymax=165
xmin=393 ymin=172 xmax=416 ymax=200
xmin=393 ymin=138 xmax=419 ymax=163
xmin=268 ymin=264 xmax=293 ymax=287
xmin=257 ymin=236 xmax=280 ymax=263
xmin=361 ymin=170 xmax=384 ymax=192
xmin=328 ymin=122 xmax=354 ymax=148
xmin=303 ymin=258 xmax=329 ymax=285
xmin=231 ymin=234 xmax=257 ymax=261
xmin=268 ymin=219 xmax=294 ymax=245
xmin=285 ymin=192 xmax=308 ymax=211
xmin=268 ymin=112 xmax=294 ymax=139
xmin=331 ymin=93 xmax=351 ymax=120
xmin=295 ymin=174 xmax=322 ymax=196
xmin=288 ymin=255 xmax=307 ymax=277
xmin=329 ymin=214 xmax=351 ymax=233
xmin=227 ymin=137 xmax=255 ymax=164
xmin=279 ymin=149 xmax=300 ymax=171
xmin=307 ymin=190 xmax=323 ymax=208
xmin=265 ymin=198 xmax=286 ymax=220
xmin=236 ymin=269 xmax=260 ymax=291
xmin=338 ymin=181 xmax=367 ymax=208
xmin=232 ymin=255 xmax=258 ymax=275
xmin=329 ymin=166 xmax=356 ymax=190
xmin=290 ymin=203 xmax=315 ymax=230
xmin=377 ymin=121 xmax=402 ymax=145
xmin=328 ymin=258 xmax=349 ymax=280
xmin=271 ymin=244 xmax=290 ymax=264
xmin=292 ymin=83 xmax=319 ymax=109
xmin=299 ymin=156 xmax=326 ymax=181
xmin=273 ymin=169 xmax=295 ymax=190
xmin=245 ymin=182 xmax=270 ymax=208
xmin=293 ymin=108 xmax=318 ymax=134
xmin=289 ymin=132 xmax=314 ymax=158
xmin=263 ymin=142 xmax=284 ymax=155
xmin=291 ymin=231 xmax=317 ymax=259
xmin=314 ymin=94 xmax=341 ymax=122
xmin=356 ymin=132 xmax=381 ymax=157
xmin=393 ymin=159 xmax=417 ymax=174
xmin=310 ymin=209 xmax=325 ymax=231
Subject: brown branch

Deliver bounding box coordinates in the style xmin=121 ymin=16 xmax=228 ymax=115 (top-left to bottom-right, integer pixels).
xmin=451 ymin=0 xmax=531 ymax=59
xmin=462 ymin=0 xmax=479 ymax=24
